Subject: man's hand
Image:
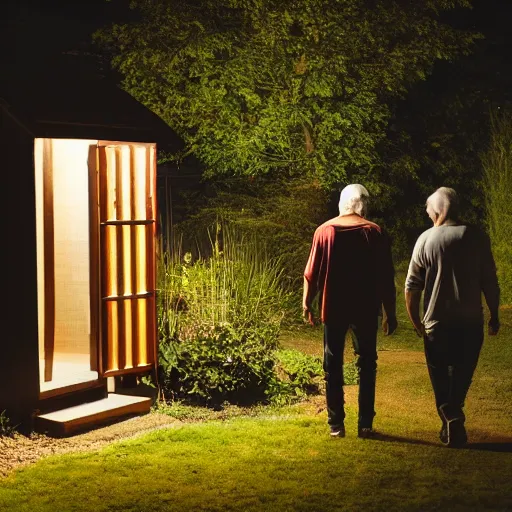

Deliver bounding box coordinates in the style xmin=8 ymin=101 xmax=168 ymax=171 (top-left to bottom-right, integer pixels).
xmin=302 ymin=277 xmax=317 ymax=327
xmin=488 ymin=317 xmax=500 ymax=336
xmin=303 ymin=306 xmax=315 ymax=326
xmin=382 ymin=314 xmax=397 ymax=336
xmin=413 ymin=323 xmax=425 ymax=338
xmin=405 ymin=288 xmax=424 ymax=338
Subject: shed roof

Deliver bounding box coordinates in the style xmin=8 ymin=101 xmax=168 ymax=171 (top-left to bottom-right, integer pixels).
xmin=0 ymin=61 xmax=184 ymax=152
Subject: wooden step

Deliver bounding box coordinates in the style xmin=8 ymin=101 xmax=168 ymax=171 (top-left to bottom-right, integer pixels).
xmin=34 ymin=393 xmax=152 ymax=437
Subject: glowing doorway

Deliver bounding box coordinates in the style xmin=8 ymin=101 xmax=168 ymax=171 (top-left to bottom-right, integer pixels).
xmin=35 ymin=139 xmax=97 ymax=393
xmin=34 ymin=138 xmax=158 ymax=396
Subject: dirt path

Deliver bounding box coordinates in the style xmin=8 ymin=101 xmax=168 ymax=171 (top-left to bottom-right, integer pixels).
xmin=0 ymin=410 xmax=181 ymax=478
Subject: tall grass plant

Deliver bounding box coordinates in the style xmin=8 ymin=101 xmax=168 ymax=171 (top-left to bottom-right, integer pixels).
xmin=156 ymin=222 xmax=320 ymax=405
xmin=158 ymin=222 xmax=289 ymax=341
xmin=482 ymin=110 xmax=512 ymax=304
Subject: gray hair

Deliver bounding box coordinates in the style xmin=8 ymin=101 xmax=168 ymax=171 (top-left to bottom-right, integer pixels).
xmin=426 ymin=187 xmax=459 ymax=224
xmin=338 ymin=184 xmax=370 ymax=217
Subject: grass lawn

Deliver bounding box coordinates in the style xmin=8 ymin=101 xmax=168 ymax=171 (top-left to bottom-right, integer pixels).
xmin=0 ymin=300 xmax=511 ymax=510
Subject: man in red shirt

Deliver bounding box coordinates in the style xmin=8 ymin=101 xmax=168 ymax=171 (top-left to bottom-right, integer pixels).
xmin=303 ymin=184 xmax=397 ymax=438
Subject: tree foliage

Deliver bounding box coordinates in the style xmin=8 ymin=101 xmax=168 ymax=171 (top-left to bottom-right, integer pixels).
xmin=97 ymin=0 xmax=479 ymax=188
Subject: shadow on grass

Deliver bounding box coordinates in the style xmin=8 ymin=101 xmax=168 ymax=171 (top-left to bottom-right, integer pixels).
xmin=359 ymin=432 xmax=439 ymax=447
xmin=467 ymin=441 xmax=512 ymax=453
xmin=362 ymin=433 xmax=512 ymax=453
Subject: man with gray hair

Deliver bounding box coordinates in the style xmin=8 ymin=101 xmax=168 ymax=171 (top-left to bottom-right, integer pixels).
xmin=304 ymin=184 xmax=397 ymax=438
xmin=405 ymin=187 xmax=500 ymax=448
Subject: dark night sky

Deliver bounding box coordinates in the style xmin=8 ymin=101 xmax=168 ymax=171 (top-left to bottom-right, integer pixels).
xmin=1 ymin=0 xmax=511 ymax=66
xmin=1 ymin=0 xmax=510 ymax=78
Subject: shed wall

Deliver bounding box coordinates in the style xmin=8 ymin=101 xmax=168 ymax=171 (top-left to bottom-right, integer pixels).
xmin=2 ymin=109 xmax=40 ymax=427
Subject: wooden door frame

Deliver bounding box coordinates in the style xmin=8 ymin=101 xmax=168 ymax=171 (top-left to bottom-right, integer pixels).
xmin=97 ymin=141 xmax=158 ymax=379
xmin=38 ymin=139 xmax=158 ymax=400
xmin=38 ymin=140 xmax=105 ymax=400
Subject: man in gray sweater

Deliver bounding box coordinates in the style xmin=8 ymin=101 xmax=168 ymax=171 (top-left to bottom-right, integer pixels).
xmin=405 ymin=187 xmax=500 ymax=448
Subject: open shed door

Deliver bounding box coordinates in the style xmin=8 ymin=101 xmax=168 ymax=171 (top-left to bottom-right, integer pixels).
xmin=96 ymin=142 xmax=157 ymax=378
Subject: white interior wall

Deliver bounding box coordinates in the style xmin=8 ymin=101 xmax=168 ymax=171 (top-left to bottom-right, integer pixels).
xmin=35 ymin=138 xmax=98 ymax=391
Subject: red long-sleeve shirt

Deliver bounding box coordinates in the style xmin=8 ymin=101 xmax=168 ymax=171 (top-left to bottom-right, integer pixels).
xmin=304 ymin=214 xmax=396 ymax=324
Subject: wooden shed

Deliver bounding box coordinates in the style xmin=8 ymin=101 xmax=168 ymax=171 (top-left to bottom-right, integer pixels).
xmin=2 ymin=73 xmax=183 ymax=436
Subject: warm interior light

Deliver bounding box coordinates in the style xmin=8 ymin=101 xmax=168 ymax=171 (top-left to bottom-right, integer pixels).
xmin=35 ymin=139 xmax=155 ymax=384
xmin=124 ymin=300 xmax=133 ymax=368
xmin=138 ymin=300 xmax=147 ymax=365
xmin=107 ymin=301 xmax=119 ymax=371
xmin=106 ymin=225 xmax=118 ymax=297
xmin=122 ymin=225 xmax=132 ymax=295
xmin=35 ymin=138 xmax=98 ymax=391
xmin=105 ymin=146 xmax=118 ymax=221
xmin=136 ymin=226 xmax=147 ymax=294
xmin=134 ymin=147 xmax=146 ymax=219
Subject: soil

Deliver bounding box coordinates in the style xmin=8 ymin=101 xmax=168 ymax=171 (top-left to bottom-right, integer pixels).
xmin=0 ymin=411 xmax=181 ymax=478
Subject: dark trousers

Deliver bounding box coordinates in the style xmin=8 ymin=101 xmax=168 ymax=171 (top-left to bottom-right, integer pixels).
xmin=323 ymin=319 xmax=378 ymax=429
xmin=424 ymin=323 xmax=484 ymax=423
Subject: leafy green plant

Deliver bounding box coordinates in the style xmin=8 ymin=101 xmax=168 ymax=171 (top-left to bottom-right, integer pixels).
xmin=268 ymin=349 xmax=358 ymax=407
xmin=157 ymin=222 xmax=291 ymax=405
xmin=171 ymin=177 xmax=331 ymax=325
xmin=160 ymin=322 xmax=280 ymax=405
xmin=0 ymin=410 xmax=17 ymax=437
xmin=343 ymin=360 xmax=359 ymax=387
xmin=274 ymin=349 xmax=323 ymax=397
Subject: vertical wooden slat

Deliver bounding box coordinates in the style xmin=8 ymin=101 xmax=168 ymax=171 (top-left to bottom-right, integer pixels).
xmin=104 ymin=147 xmax=118 ymax=297
xmin=120 ymin=147 xmax=132 ymax=368
xmin=105 ymin=146 xmax=117 ymax=222
xmin=130 ymin=147 xmax=139 ymax=367
xmin=88 ymin=145 xmax=100 ymax=372
xmin=115 ymin=147 xmax=126 ymax=370
xmin=98 ymin=146 xmax=107 ymax=222
xmin=120 ymin=147 xmax=132 ymax=296
xmin=137 ymin=299 xmax=148 ymax=365
xmin=134 ymin=146 xmax=147 ymax=292
xmin=105 ymin=147 xmax=120 ymax=372
xmin=107 ymin=301 xmax=119 ymax=371
xmin=136 ymin=146 xmax=150 ymax=366
xmin=115 ymin=148 xmax=124 ymax=297
xmin=43 ymin=139 xmax=55 ymax=382
xmin=147 ymin=145 xmax=157 ymax=365
xmin=98 ymin=147 xmax=108 ymax=374
xmin=103 ymin=147 xmax=120 ymax=373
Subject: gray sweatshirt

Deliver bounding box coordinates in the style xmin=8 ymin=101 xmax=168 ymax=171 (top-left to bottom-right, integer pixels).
xmin=405 ymin=223 xmax=500 ymax=329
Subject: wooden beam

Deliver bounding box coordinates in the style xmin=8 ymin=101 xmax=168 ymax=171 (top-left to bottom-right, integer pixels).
xmin=43 ymin=139 xmax=55 ymax=383
xmin=88 ymin=145 xmax=100 ymax=373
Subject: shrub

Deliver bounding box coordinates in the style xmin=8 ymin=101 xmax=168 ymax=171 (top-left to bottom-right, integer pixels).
xmin=343 ymin=360 xmax=359 ymax=387
xmin=159 ymin=322 xmax=280 ymax=405
xmin=269 ymin=349 xmax=359 ymax=406
xmin=157 ymin=223 xmax=291 ymax=405
xmin=274 ymin=349 xmax=324 ymax=398
xmin=168 ymin=177 xmax=332 ymax=325
xmin=0 ymin=410 xmax=17 ymax=437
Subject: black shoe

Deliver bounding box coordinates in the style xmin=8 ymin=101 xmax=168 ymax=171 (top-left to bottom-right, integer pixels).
xmin=439 ymin=424 xmax=449 ymax=445
xmin=330 ymin=424 xmax=346 ymax=438
xmin=446 ymin=418 xmax=467 ymax=448
xmin=439 ymin=404 xmax=467 ymax=448
xmin=358 ymin=427 xmax=375 ymax=439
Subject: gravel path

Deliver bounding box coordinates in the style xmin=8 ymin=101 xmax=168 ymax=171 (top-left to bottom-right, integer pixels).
xmin=0 ymin=412 xmax=181 ymax=478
